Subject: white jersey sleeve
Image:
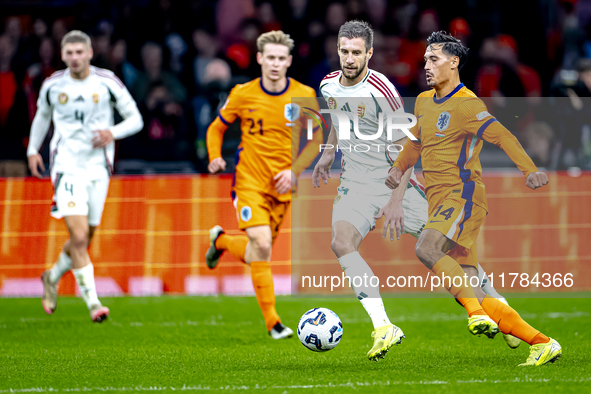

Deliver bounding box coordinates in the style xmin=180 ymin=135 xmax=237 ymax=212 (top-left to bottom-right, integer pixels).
xmin=99 ymin=70 xmax=143 ymax=140
xmin=364 ymin=70 xmax=406 ymax=142
xmin=27 ymin=77 xmax=55 ymax=156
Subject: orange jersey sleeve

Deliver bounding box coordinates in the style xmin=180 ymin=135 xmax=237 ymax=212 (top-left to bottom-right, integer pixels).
xmin=459 ymin=99 xmax=539 ymax=177
xmin=392 ymin=93 xmax=425 ymax=173
xmin=206 ymin=85 xmax=244 ymax=161
xmin=292 ymin=93 xmax=322 ymax=177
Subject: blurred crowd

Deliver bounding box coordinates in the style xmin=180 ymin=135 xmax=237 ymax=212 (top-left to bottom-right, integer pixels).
xmin=1 ymin=0 xmax=591 ymax=176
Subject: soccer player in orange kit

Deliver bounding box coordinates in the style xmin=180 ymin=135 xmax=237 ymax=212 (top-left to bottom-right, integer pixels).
xmin=205 ymin=31 xmax=322 ymax=339
xmin=387 ymin=31 xmax=562 ymax=366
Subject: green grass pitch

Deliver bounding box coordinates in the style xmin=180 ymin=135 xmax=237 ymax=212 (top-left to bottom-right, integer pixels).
xmin=1 ymin=295 xmax=590 ymax=393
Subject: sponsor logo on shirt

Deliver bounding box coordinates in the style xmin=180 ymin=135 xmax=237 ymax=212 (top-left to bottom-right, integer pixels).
xmin=58 ymin=93 xmax=68 ymax=105
xmin=476 ymin=111 xmax=491 ymax=121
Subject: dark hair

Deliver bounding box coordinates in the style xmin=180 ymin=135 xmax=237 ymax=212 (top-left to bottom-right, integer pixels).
xmin=338 ymin=20 xmax=373 ymax=51
xmin=427 ymin=30 xmax=469 ymax=70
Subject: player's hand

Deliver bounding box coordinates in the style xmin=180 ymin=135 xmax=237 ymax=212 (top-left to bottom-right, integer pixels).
xmin=526 ymin=172 xmax=549 ymax=190
xmin=374 ymin=199 xmax=405 ymax=241
xmin=92 ymin=129 xmax=114 ymax=148
xmin=27 ymin=154 xmax=45 ymax=179
xmin=274 ymin=169 xmax=294 ymax=194
xmin=385 ymin=166 xmax=403 ymax=189
xmin=208 ymin=157 xmax=226 ymax=174
xmin=312 ymin=152 xmax=335 ymax=188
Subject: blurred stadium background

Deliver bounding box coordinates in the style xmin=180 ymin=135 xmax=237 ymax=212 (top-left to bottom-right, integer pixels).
xmin=0 ymin=0 xmax=590 ymax=297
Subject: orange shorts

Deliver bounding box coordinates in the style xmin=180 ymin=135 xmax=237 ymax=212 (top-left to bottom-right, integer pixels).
xmin=233 ymin=188 xmax=290 ymax=241
xmin=424 ymin=197 xmax=486 ymax=249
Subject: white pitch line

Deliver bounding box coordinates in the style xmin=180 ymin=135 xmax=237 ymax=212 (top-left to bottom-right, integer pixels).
xmin=1 ymin=311 xmax=587 ymax=327
xmin=2 ymin=378 xmax=591 ymax=393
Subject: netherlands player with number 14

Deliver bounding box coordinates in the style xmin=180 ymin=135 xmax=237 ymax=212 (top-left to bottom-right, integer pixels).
xmin=27 ymin=30 xmax=143 ymax=322
xmin=387 ymin=31 xmax=562 ymax=366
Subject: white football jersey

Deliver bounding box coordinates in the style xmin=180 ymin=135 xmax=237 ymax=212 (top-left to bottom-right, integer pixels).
xmin=319 ymin=69 xmax=406 ymax=167
xmin=28 ymin=66 xmax=143 ymax=180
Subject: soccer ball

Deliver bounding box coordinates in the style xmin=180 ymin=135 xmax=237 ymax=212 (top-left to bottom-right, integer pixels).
xmin=297 ymin=307 xmax=343 ymax=352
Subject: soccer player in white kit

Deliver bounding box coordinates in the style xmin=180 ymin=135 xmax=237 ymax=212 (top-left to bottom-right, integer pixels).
xmin=312 ymin=21 xmax=519 ymax=361
xmin=27 ymin=31 xmax=143 ymax=322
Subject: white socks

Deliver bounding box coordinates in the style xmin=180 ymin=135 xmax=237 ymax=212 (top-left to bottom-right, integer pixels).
xmin=48 ymin=251 xmax=72 ymax=284
xmin=72 ymin=263 xmax=100 ymax=309
xmin=338 ymin=251 xmax=392 ymax=329
xmin=478 ymin=263 xmax=507 ymax=304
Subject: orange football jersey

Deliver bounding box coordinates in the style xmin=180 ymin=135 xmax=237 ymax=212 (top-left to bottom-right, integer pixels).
xmin=394 ymin=83 xmax=538 ymax=214
xmin=208 ymin=77 xmax=320 ymax=202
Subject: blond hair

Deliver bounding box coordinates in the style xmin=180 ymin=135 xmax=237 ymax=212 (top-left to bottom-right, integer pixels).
xmin=256 ymin=30 xmax=294 ymax=53
xmin=61 ymin=30 xmax=91 ymax=48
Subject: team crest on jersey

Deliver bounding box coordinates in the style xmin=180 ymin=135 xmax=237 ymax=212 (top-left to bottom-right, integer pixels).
xmin=68 ymin=201 xmax=76 ymax=208
xmin=327 ymin=96 xmax=337 ymax=110
xmin=357 ymin=101 xmax=366 ymax=119
xmin=58 ymin=93 xmax=68 ymax=105
xmin=240 ymin=206 xmax=252 ymax=222
xmin=284 ymin=103 xmax=300 ymax=122
xmin=436 ymin=111 xmax=451 ymax=131
xmin=92 ymin=93 xmax=99 ymax=104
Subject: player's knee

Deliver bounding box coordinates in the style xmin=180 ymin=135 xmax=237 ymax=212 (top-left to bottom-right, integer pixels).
xmin=251 ymin=238 xmax=272 ymax=258
xmin=69 ymin=229 xmax=89 ymax=250
xmin=414 ymin=241 xmax=433 ymax=266
xmin=330 ymin=237 xmax=353 ymax=258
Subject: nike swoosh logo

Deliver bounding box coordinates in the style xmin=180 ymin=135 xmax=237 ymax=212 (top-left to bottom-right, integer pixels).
xmin=535 ymin=353 xmax=543 ymax=361
xmin=381 ymin=334 xmax=387 ymax=340
xmin=418 ymin=115 xmax=424 ymax=118
xmin=429 ymin=220 xmax=444 ymax=223
xmin=248 ymin=109 xmax=257 ymax=112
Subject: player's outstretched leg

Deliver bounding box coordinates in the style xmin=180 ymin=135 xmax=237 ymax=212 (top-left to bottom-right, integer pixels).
xmin=205 ymin=225 xmax=249 ymax=267
xmin=415 ymin=231 xmax=499 ymax=338
xmin=477 ymin=263 xmax=521 ymax=349
xmin=333 ymin=222 xmax=404 ymax=361
xmin=480 ymin=295 xmax=562 ymax=366
xmin=41 ymin=249 xmax=72 ymax=314
xmin=246 ymin=226 xmax=293 ymax=339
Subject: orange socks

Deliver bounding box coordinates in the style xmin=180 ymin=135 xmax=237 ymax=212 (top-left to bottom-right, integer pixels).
xmin=250 ymin=261 xmax=280 ymax=331
xmin=481 ymin=295 xmax=549 ymax=345
xmin=432 ymin=255 xmax=486 ymax=317
xmin=215 ymin=234 xmax=248 ymax=263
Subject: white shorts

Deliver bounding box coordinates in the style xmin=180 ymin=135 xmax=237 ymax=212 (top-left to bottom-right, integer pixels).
xmin=332 ymin=159 xmax=428 ymax=239
xmin=51 ymin=173 xmax=109 ymax=227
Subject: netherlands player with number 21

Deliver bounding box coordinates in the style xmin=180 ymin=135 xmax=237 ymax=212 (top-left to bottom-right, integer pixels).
xmin=205 ymin=31 xmax=323 ymax=339
xmin=28 ymin=31 xmax=143 ymax=322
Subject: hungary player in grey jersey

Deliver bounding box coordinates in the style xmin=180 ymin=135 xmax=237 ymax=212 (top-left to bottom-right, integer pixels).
xmin=312 ymin=21 xmax=519 ymax=361
xmin=28 ymin=31 xmax=143 ymax=322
